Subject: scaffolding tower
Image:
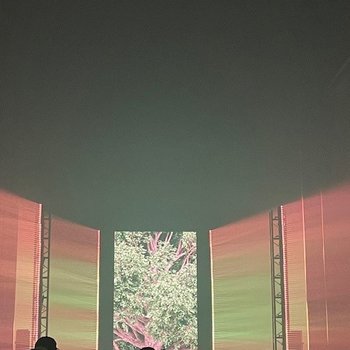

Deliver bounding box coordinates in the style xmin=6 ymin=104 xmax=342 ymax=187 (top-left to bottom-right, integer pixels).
xmin=270 ymin=207 xmax=286 ymax=350
xmin=38 ymin=209 xmax=51 ymax=337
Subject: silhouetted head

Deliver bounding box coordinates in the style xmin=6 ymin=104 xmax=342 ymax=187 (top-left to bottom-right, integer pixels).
xmin=35 ymin=336 xmax=57 ymax=350
xmin=141 ymin=347 xmax=155 ymax=350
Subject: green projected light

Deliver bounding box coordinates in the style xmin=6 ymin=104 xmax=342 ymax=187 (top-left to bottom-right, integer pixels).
xmin=210 ymin=213 xmax=272 ymax=350
xmin=113 ymin=231 xmax=198 ymax=350
xmin=48 ymin=217 xmax=100 ymax=350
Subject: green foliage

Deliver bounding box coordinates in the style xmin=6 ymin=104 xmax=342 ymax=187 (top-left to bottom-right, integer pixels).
xmin=114 ymin=231 xmax=197 ymax=350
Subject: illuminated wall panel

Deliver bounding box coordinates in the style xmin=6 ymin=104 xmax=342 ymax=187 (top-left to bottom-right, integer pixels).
xmin=303 ymin=196 xmax=328 ymax=349
xmin=282 ymin=201 xmax=309 ymax=350
xmin=0 ymin=191 xmax=41 ymax=350
xmin=283 ymin=184 xmax=350 ymax=350
xmin=113 ymin=231 xmax=198 ymax=350
xmin=210 ymin=213 xmax=272 ymax=350
xmin=48 ymin=217 xmax=100 ymax=350
xmin=321 ymin=185 xmax=350 ymax=349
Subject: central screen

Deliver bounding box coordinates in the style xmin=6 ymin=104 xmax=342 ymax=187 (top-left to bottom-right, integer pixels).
xmin=113 ymin=231 xmax=198 ymax=350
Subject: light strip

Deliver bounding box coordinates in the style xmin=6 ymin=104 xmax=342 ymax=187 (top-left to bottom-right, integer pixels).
xmin=96 ymin=230 xmax=101 ymax=350
xmin=301 ymin=196 xmax=310 ymax=350
xmin=209 ymin=230 xmax=215 ymax=350
xmin=320 ymin=193 xmax=329 ymax=344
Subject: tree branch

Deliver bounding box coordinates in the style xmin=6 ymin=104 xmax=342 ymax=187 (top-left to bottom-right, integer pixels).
xmin=165 ymin=240 xmax=196 ymax=272
xmin=148 ymin=231 xmax=163 ymax=254
xmin=114 ymin=327 xmax=145 ymax=349
xmin=165 ymin=232 xmax=173 ymax=243
xmin=176 ymin=244 xmax=195 ymax=273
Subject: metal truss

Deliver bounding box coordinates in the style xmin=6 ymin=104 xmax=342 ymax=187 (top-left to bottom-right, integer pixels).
xmin=270 ymin=207 xmax=286 ymax=350
xmin=38 ymin=209 xmax=51 ymax=337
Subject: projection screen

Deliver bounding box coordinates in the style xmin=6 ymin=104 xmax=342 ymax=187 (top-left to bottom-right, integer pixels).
xmin=113 ymin=231 xmax=198 ymax=350
xmin=210 ymin=212 xmax=273 ymax=350
xmin=48 ymin=216 xmax=100 ymax=350
xmin=0 ymin=190 xmax=41 ymax=350
xmin=283 ymin=184 xmax=350 ymax=350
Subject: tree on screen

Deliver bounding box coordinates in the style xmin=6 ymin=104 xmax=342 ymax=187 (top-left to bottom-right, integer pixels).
xmin=113 ymin=231 xmax=197 ymax=350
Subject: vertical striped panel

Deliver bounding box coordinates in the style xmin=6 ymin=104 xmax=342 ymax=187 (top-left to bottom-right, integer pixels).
xmin=49 ymin=217 xmax=100 ymax=350
xmin=0 ymin=190 xmax=41 ymax=350
xmin=283 ymin=200 xmax=309 ymax=350
xmin=210 ymin=212 xmax=272 ymax=350
xmin=322 ymin=185 xmax=350 ymax=349
xmin=283 ymin=183 xmax=350 ymax=350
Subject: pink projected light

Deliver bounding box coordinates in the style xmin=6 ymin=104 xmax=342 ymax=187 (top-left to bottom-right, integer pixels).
xmin=0 ymin=190 xmax=41 ymax=350
xmin=282 ymin=183 xmax=350 ymax=350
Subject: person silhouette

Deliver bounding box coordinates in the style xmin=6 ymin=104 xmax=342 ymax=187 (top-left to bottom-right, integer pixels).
xmin=33 ymin=336 xmax=58 ymax=350
xmin=140 ymin=347 xmax=155 ymax=350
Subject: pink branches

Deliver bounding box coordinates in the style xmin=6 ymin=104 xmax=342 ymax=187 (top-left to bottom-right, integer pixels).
xmin=166 ymin=235 xmax=196 ymax=273
xmin=114 ymin=324 xmax=145 ymax=349
xmin=147 ymin=231 xmax=163 ymax=253
xmin=164 ymin=232 xmax=173 ymax=244
xmin=148 ymin=232 xmax=196 ymax=273
xmin=179 ymin=243 xmax=196 ymax=273
xmin=114 ymin=316 xmax=163 ymax=350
